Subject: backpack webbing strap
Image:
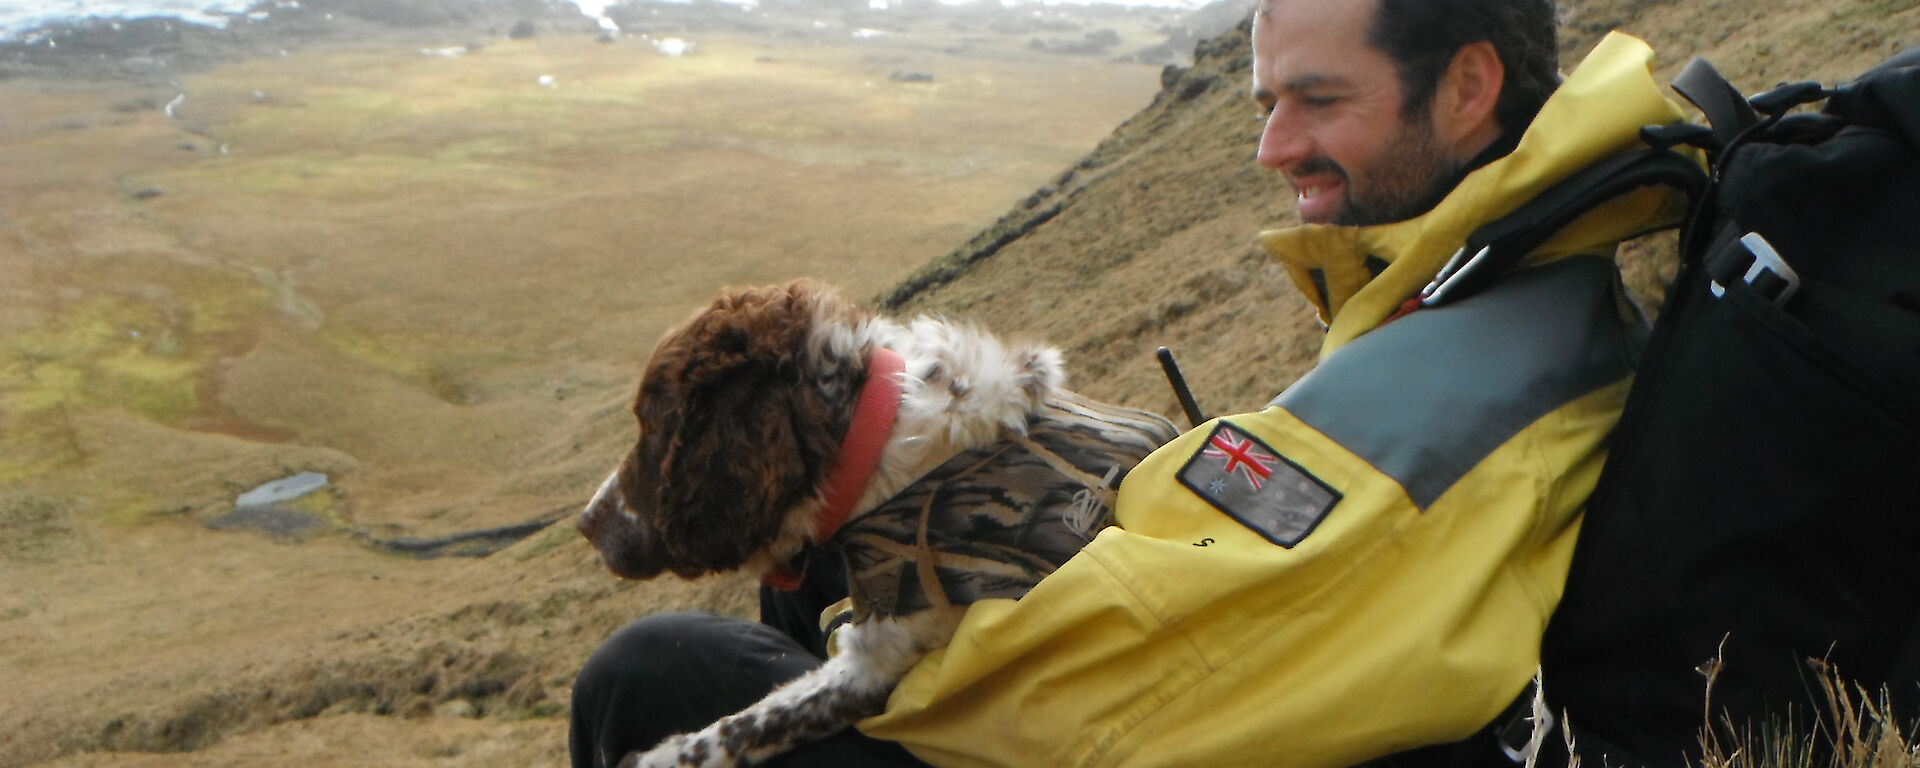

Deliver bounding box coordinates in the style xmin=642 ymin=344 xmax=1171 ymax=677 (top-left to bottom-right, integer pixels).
xmin=1671 ymin=57 xmax=1759 ymax=149
xmin=1420 ymin=148 xmax=1706 ymax=308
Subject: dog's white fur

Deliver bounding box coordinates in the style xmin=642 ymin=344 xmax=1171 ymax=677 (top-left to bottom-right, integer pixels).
xmin=582 ymin=303 xmax=1065 ymax=768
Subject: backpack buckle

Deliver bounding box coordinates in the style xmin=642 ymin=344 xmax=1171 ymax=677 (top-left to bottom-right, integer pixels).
xmin=1709 ymin=232 xmax=1800 ymax=306
xmin=1419 ymin=245 xmax=1492 ymax=308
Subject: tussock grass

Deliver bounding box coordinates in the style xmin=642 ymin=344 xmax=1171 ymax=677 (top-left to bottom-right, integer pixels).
xmin=1542 ymin=657 xmax=1920 ymax=768
xmin=1694 ymin=660 xmax=1920 ymax=768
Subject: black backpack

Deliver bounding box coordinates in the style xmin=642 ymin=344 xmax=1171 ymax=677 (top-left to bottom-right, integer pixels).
xmin=1511 ymin=49 xmax=1920 ymax=768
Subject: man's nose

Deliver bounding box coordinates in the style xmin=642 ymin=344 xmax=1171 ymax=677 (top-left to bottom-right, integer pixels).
xmin=1256 ymin=105 xmax=1310 ymax=171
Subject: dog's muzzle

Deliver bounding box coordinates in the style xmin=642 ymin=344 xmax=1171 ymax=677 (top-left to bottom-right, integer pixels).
xmin=577 ymin=469 xmax=623 ymax=538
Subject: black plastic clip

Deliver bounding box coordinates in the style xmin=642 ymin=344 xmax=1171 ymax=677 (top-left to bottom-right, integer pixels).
xmin=1749 ymin=81 xmax=1829 ymax=117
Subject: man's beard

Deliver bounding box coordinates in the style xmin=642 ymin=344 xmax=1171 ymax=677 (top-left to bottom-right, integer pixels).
xmin=1310 ymin=117 xmax=1468 ymax=228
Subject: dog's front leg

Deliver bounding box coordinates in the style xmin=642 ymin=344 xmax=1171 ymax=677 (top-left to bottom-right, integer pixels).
xmin=620 ymin=610 xmax=961 ymax=768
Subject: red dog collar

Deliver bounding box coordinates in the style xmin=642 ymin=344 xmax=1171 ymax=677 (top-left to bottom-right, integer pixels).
xmin=763 ymin=347 xmax=905 ymax=590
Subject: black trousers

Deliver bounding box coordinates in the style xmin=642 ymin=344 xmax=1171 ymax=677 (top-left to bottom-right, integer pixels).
xmin=569 ymin=577 xmax=931 ymax=768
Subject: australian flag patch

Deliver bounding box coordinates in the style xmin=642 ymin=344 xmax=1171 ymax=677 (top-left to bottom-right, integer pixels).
xmin=1177 ymin=421 xmax=1340 ymax=547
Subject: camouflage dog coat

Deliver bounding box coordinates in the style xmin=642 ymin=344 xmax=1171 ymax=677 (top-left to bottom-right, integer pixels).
xmin=829 ymin=391 xmax=1177 ymax=621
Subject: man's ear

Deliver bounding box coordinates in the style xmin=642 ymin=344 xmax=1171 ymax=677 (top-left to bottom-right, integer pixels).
xmin=1432 ymin=40 xmax=1506 ymax=157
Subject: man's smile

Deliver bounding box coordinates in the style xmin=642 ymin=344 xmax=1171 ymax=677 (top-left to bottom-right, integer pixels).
xmin=1290 ymin=174 xmax=1345 ymax=223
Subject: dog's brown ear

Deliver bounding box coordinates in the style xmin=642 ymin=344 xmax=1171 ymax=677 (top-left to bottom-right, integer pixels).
xmin=633 ymin=282 xmax=848 ymax=577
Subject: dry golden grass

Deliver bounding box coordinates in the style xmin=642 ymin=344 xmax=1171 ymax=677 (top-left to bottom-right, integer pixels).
xmin=0 ymin=22 xmax=1164 ymax=767
xmin=1543 ymin=658 xmax=1920 ymax=768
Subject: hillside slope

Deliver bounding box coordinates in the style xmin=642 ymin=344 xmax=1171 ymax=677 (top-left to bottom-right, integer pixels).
xmin=883 ymin=0 xmax=1919 ymax=421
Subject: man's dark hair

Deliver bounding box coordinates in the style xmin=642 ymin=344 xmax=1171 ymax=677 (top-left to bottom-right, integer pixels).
xmin=1367 ymin=0 xmax=1560 ymax=137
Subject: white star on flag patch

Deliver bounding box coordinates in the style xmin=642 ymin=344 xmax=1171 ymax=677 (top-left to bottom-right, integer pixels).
xmin=1177 ymin=421 xmax=1340 ymax=547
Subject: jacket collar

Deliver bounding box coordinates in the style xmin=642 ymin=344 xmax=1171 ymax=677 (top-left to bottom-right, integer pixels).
xmin=1258 ymin=32 xmax=1697 ymax=358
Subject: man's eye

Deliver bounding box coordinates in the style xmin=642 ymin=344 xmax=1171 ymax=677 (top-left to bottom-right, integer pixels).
xmin=1304 ymin=95 xmax=1338 ymax=108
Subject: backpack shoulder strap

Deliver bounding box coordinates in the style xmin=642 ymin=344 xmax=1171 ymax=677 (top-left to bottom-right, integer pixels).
xmin=1672 ymin=57 xmax=1760 ymax=147
xmin=1420 ymin=148 xmax=1706 ymax=307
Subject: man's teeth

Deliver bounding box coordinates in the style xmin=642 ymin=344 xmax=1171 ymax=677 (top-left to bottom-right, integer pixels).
xmin=1299 ymin=185 xmax=1322 ymax=199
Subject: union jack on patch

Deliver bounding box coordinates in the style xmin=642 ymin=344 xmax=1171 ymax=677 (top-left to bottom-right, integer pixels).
xmin=1203 ymin=430 xmax=1281 ymax=490
xmin=1177 ymin=421 xmax=1340 ymax=548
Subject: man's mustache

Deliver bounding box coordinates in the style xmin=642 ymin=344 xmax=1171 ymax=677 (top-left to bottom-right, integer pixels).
xmin=1293 ymin=156 xmax=1349 ymax=182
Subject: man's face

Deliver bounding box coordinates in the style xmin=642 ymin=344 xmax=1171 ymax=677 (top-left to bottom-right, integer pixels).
xmin=1252 ymin=0 xmax=1465 ymax=226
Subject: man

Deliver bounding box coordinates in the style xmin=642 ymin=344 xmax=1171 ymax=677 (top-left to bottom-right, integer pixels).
xmin=572 ymin=0 xmax=1691 ymax=765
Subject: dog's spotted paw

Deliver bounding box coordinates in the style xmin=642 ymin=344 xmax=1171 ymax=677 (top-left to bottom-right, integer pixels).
xmin=620 ymin=733 xmax=719 ymax=768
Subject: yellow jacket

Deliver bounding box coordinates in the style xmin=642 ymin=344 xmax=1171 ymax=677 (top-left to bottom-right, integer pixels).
xmin=862 ymin=33 xmax=1692 ymax=767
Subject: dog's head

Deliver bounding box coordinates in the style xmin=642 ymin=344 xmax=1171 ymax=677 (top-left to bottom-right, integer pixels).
xmin=577 ymin=281 xmax=866 ymax=580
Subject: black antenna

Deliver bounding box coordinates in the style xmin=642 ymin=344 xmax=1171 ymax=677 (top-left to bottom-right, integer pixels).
xmin=1156 ymin=347 xmax=1207 ymax=428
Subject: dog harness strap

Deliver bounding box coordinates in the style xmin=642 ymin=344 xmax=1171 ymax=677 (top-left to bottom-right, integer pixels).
xmin=814 ymin=346 xmax=907 ymax=542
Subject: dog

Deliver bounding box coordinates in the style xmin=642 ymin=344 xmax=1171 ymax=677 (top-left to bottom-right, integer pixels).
xmin=576 ymin=280 xmax=1176 ymax=768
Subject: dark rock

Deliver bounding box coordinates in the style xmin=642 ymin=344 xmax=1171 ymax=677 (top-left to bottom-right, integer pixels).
xmin=1176 ymin=73 xmax=1220 ymax=102
xmin=508 ymin=19 xmax=537 ymax=38
xmin=888 ymin=70 xmax=935 ymax=83
xmin=110 ymin=97 xmax=162 ymax=113
xmin=129 ymin=188 xmax=164 ymax=200
xmin=1160 ymin=64 xmax=1189 ymax=90
xmin=205 ymin=505 xmax=332 ymax=540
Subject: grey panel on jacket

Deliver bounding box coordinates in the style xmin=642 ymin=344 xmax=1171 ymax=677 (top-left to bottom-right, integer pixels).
xmin=1270 ymin=255 xmax=1645 ymax=510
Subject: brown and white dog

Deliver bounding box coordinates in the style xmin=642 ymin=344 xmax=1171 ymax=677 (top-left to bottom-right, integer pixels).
xmin=576 ymin=281 xmax=1174 ymax=768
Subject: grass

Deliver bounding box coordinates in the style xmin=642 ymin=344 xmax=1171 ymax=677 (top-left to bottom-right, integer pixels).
xmin=1544 ymin=656 xmax=1920 ymax=768
xmin=1 ymin=296 xmax=200 ymax=422
xmin=0 ymin=257 xmax=274 ymax=494
xmin=318 ymin=326 xmax=433 ymax=384
xmin=98 ymin=490 xmax=163 ymax=526
xmin=1693 ymin=660 xmax=1920 ymax=768
xmin=1833 ymin=0 xmax=1920 ymax=21
xmin=0 ymin=273 xmax=264 ymax=430
xmin=0 ymin=496 xmax=75 ymax=560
